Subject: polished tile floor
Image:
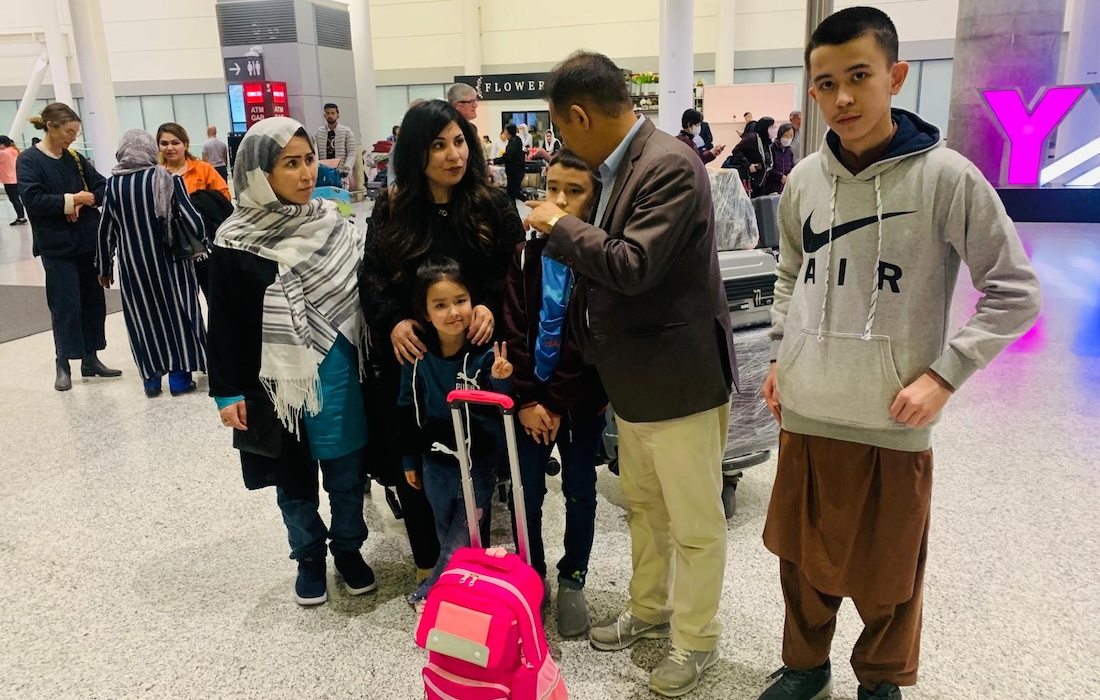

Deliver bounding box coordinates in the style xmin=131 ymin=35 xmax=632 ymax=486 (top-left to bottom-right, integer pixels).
xmin=1 ymin=196 xmax=1098 ymax=699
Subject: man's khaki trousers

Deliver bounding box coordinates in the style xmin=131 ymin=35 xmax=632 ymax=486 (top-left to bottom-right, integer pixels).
xmin=616 ymin=403 xmax=730 ymax=651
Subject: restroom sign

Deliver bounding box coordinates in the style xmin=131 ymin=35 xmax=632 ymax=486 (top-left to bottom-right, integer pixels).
xmin=983 ymin=83 xmax=1100 ymax=187
xmin=224 ymin=56 xmax=266 ymax=82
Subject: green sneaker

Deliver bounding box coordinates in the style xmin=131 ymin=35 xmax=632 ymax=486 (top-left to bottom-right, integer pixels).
xmin=648 ymin=646 xmax=719 ymax=697
xmin=759 ymin=661 xmax=832 ymax=700
xmin=588 ymin=608 xmax=671 ymax=651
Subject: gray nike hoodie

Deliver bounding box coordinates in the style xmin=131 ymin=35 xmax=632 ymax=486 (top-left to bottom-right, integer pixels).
xmin=770 ymin=109 xmax=1041 ymax=452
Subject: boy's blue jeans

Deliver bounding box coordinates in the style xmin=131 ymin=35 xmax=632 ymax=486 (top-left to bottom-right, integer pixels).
xmin=511 ymin=410 xmax=605 ymax=587
xmin=276 ymin=448 xmax=368 ymax=560
xmin=411 ymin=453 xmax=497 ymax=602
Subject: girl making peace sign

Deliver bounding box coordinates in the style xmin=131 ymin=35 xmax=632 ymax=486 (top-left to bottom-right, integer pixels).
xmin=397 ymin=257 xmax=513 ymax=605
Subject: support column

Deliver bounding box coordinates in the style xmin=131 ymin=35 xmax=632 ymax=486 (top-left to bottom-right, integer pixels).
xmin=946 ymin=0 xmax=1066 ymax=184
xmin=348 ymin=0 xmax=379 ymax=144
xmin=41 ymin=0 xmax=73 ymax=107
xmin=659 ymin=0 xmax=694 ymax=135
xmin=9 ymin=51 xmax=49 ymax=141
xmin=67 ymin=0 xmax=119 ymax=169
xmin=715 ymin=0 xmax=736 ymax=85
xmin=461 ymin=0 xmax=482 ymax=75
xmin=800 ymin=0 xmax=833 ymax=158
xmin=1056 ymin=0 xmax=1100 ymax=158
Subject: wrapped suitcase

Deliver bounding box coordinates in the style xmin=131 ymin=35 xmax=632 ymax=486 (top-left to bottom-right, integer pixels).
xmin=753 ymin=193 xmax=781 ymax=249
xmin=415 ymin=389 xmax=568 ymax=700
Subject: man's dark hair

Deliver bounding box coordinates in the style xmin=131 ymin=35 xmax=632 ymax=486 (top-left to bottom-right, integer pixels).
xmin=805 ymin=6 xmax=899 ymax=68
xmin=504 ymin=123 xmax=518 ymax=137
xmin=544 ymin=51 xmax=631 ymax=119
xmin=324 ymin=102 xmax=339 ymax=112
xmin=548 ymin=148 xmax=594 ymax=179
xmin=681 ymin=109 xmax=703 ymax=129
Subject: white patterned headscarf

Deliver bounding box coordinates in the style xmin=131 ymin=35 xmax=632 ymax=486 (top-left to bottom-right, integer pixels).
xmin=215 ymin=117 xmax=367 ymax=433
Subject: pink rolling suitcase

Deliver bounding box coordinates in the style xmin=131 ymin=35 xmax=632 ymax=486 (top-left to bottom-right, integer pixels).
xmin=415 ymin=389 xmax=568 ymax=700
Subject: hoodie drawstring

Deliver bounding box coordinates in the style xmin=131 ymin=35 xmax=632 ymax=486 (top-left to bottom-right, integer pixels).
xmin=863 ymin=174 xmax=884 ymax=339
xmin=815 ymin=174 xmax=884 ymax=341
xmin=816 ymin=176 xmax=839 ymax=341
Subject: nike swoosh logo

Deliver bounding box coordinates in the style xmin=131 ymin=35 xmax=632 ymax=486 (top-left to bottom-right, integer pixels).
xmin=802 ymin=210 xmax=915 ymax=254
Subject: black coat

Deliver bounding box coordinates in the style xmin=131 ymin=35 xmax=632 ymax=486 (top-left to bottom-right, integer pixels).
xmin=358 ymin=186 xmax=526 ymax=341
xmin=17 ymin=146 xmax=107 ymax=258
xmin=207 ymin=245 xmax=317 ymax=497
xmin=494 ymin=136 xmax=526 ymax=179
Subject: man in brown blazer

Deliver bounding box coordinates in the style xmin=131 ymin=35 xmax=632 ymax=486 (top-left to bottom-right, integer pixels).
xmin=525 ymin=51 xmax=737 ymax=698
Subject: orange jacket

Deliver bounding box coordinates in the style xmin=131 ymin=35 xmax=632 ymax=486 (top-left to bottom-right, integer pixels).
xmin=180 ymin=158 xmax=230 ymax=200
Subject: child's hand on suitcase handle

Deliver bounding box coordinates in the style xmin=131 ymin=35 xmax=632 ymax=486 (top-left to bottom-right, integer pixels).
xmin=491 ymin=342 xmax=513 ymax=379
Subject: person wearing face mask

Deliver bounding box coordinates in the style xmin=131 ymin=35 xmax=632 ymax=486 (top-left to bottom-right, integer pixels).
xmin=764 ymin=123 xmax=797 ymax=195
xmin=676 ymin=109 xmax=725 ymax=164
xmin=723 ymin=116 xmax=776 ymax=197
xmin=207 ymin=116 xmax=377 ymax=607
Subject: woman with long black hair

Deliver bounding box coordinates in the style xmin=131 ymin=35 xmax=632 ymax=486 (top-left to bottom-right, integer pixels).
xmin=359 ymin=99 xmax=525 ymax=588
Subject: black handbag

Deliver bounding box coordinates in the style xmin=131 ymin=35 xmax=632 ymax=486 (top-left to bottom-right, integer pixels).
xmin=232 ymin=398 xmax=285 ymax=459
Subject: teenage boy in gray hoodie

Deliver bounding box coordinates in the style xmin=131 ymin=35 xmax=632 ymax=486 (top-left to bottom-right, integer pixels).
xmin=758 ymin=7 xmax=1041 ymax=700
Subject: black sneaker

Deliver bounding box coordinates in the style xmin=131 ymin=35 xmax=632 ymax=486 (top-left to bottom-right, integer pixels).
xmin=334 ymin=552 xmax=378 ymax=595
xmin=858 ymin=682 xmax=901 ymax=700
xmin=294 ymin=556 xmax=328 ymax=606
xmin=11 ymin=218 xmax=27 ymax=225
xmin=759 ymin=660 xmax=832 ymax=700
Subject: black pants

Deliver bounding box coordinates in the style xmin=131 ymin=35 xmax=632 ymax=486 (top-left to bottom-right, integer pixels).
xmin=505 ymin=168 xmax=524 ymax=201
xmin=4 ymin=184 xmax=24 ymax=219
xmin=41 ymin=253 xmax=107 ymax=360
xmin=214 ymin=165 xmax=229 ymax=182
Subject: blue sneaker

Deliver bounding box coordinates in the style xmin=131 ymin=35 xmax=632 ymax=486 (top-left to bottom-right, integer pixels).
xmin=143 ymin=376 xmax=163 ymax=398
xmin=334 ymin=552 xmax=377 ymax=595
xmin=168 ymin=371 xmax=195 ymax=396
xmin=294 ymin=556 xmax=327 ymax=606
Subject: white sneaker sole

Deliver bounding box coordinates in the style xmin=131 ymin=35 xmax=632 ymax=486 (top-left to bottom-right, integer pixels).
xmin=344 ymin=580 xmax=378 ymax=596
xmin=295 ymin=590 xmax=328 ymax=606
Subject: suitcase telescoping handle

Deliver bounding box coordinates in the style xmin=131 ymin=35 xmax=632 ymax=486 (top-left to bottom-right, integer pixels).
xmin=446 ymin=390 xmax=532 ymax=567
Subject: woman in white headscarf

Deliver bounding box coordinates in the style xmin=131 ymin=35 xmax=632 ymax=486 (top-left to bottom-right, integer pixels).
xmin=206 ymin=116 xmax=376 ymax=607
xmin=96 ymin=129 xmax=207 ymax=397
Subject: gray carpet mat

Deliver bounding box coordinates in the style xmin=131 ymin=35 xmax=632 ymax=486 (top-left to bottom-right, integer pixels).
xmin=0 ymin=284 xmax=122 ymax=344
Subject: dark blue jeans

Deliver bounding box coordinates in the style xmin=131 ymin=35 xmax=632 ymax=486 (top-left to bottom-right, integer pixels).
xmin=276 ymin=448 xmax=368 ymax=560
xmin=412 ymin=453 xmax=496 ymax=602
xmin=512 ymin=411 xmax=605 ymax=586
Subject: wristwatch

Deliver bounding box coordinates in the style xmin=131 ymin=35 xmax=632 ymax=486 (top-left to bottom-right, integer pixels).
xmin=547 ymin=214 xmax=563 ymax=231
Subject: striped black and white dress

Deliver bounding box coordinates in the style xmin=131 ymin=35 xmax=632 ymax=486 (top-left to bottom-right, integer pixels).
xmin=96 ymin=170 xmax=208 ymax=381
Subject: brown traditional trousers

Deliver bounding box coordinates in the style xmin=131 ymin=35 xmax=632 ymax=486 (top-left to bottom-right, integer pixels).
xmin=763 ymin=430 xmax=933 ymax=689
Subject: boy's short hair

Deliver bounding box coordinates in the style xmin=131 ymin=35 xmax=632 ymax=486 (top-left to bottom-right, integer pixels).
xmin=324 ymin=103 xmax=339 ymax=112
xmin=504 ymin=123 xmax=518 ymax=137
xmin=544 ymin=51 xmax=632 ymax=119
xmin=548 ymin=148 xmax=595 ymax=182
xmin=681 ymin=109 xmax=703 ymax=129
xmin=804 ymin=6 xmax=899 ymax=68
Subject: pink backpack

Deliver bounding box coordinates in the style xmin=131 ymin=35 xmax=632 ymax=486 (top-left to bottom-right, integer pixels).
xmin=415 ymin=390 xmax=568 ymax=700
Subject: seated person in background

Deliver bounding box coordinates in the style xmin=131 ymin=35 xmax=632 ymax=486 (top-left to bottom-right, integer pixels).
xmin=676 ymin=109 xmax=725 ymax=164
xmin=501 ymin=148 xmax=608 ymax=638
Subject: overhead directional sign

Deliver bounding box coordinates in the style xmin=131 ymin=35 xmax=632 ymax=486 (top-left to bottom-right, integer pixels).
xmin=223 ymin=56 xmax=265 ymax=83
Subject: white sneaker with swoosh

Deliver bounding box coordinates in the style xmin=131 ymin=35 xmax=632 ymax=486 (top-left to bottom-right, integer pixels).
xmin=649 ymin=646 xmax=720 ymax=698
xmin=589 ymin=608 xmax=672 ymax=651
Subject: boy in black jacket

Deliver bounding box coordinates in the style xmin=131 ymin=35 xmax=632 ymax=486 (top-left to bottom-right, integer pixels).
xmin=501 ymin=149 xmax=608 ymax=637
